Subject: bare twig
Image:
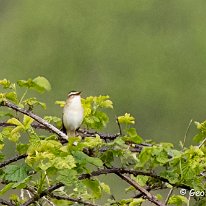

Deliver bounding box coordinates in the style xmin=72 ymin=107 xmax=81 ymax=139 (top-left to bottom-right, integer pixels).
xmin=198 ymin=137 xmax=206 ymax=148
xmin=182 ymin=119 xmax=193 ymax=150
xmin=21 ymin=183 xmax=64 ymax=206
xmin=1 ymin=100 xmax=68 ymax=140
xmin=165 ymin=188 xmax=174 ymax=205
xmin=116 ymin=116 xmax=122 ymax=136
xmin=0 ymin=154 xmax=27 ymax=168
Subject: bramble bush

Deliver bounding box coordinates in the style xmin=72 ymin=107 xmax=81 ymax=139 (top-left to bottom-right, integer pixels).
xmin=0 ymin=77 xmax=206 ymax=206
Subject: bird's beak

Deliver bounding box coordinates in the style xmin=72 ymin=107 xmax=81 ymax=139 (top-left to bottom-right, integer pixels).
xmin=77 ymin=91 xmax=82 ymax=95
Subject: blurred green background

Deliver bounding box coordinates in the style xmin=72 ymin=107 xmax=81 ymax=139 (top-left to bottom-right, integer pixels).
xmin=1 ymin=0 xmax=206 ymax=204
xmin=1 ymin=0 xmax=206 ymax=144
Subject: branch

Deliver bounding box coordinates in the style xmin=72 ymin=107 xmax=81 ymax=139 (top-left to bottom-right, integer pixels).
xmin=21 ymin=182 xmax=99 ymax=206
xmin=78 ymin=128 xmax=120 ymax=140
xmin=0 ymin=199 xmax=15 ymax=206
xmin=21 ymin=183 xmax=64 ymax=206
xmin=50 ymin=194 xmax=100 ymax=206
xmin=117 ymin=173 xmax=165 ymax=206
xmin=1 ymin=100 xmax=68 ymax=140
xmin=0 ymin=154 xmax=27 ymax=168
xmin=79 ymin=167 xmax=191 ymax=190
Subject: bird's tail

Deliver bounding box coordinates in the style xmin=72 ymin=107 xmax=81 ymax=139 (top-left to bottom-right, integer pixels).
xmin=67 ymin=130 xmax=76 ymax=137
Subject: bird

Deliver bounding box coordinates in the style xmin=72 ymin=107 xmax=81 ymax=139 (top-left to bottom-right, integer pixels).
xmin=62 ymin=91 xmax=84 ymax=138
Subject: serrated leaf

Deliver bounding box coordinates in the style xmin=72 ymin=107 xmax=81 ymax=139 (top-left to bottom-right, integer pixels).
xmin=73 ymin=151 xmax=103 ymax=167
xmin=56 ymin=169 xmax=77 ymax=187
xmin=3 ymin=164 xmax=29 ymax=182
xmin=53 ymin=155 xmax=76 ymax=169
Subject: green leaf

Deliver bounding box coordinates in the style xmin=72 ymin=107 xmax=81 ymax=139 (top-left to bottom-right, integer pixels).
xmin=17 ymin=76 xmax=51 ymax=93
xmin=81 ymin=135 xmax=103 ymax=149
xmin=0 ymin=111 xmax=13 ymax=118
xmin=168 ymin=195 xmax=188 ymax=206
xmin=17 ymin=79 xmax=34 ymax=88
xmin=73 ymin=151 xmax=103 ymax=167
xmin=3 ymin=164 xmax=30 ymax=182
xmin=5 ymin=92 xmax=17 ymax=103
xmin=100 ymin=182 xmax=110 ymax=194
xmin=0 ymin=79 xmax=15 ymax=89
xmin=44 ymin=116 xmax=62 ymax=128
xmin=82 ymin=179 xmax=101 ymax=198
xmin=0 ymin=183 xmax=14 ymax=195
xmin=123 ymin=128 xmax=143 ymax=144
xmin=137 ymin=147 xmax=152 ymax=167
xmin=82 ymin=95 xmax=112 ymax=129
xmin=16 ymin=143 xmax=29 ymax=154
xmin=23 ymin=97 xmax=46 ymax=109
xmin=118 ymin=113 xmax=135 ymax=125
xmin=56 ymin=169 xmax=77 ymax=187
xmin=55 ymin=100 xmax=65 ymax=108
xmin=7 ymin=118 xmax=23 ymax=127
xmin=7 ymin=118 xmax=24 ymax=142
xmin=32 ymin=76 xmax=51 ymax=92
xmin=135 ymin=175 xmax=149 ymax=187
xmin=53 ymin=155 xmax=76 ymax=170
xmin=12 ymin=176 xmax=31 ymax=189
xmin=23 ymin=115 xmax=34 ymax=129
xmin=129 ymin=198 xmax=145 ymax=206
xmin=193 ymin=133 xmax=205 ymax=143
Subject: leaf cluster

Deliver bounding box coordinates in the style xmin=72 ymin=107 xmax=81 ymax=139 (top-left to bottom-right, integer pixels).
xmin=0 ymin=77 xmax=206 ymax=206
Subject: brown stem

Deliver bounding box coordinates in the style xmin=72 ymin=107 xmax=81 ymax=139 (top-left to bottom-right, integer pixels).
xmin=116 ymin=173 xmax=166 ymax=206
xmin=50 ymin=194 xmax=100 ymax=206
xmin=0 ymin=154 xmax=27 ymax=168
xmin=1 ymin=100 xmax=67 ymax=140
